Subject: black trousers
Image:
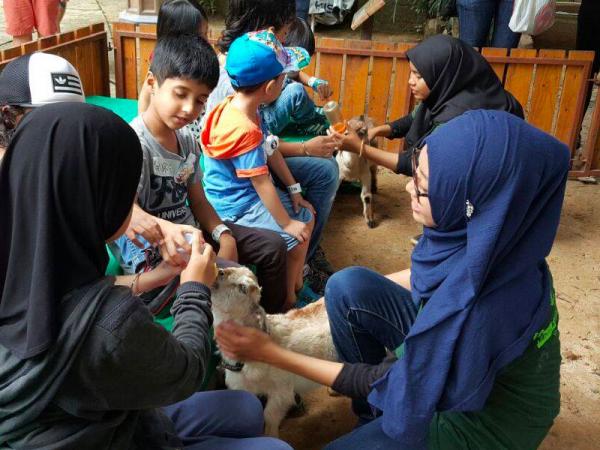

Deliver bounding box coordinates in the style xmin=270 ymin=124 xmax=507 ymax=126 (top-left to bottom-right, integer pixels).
xmin=203 ymin=222 xmax=287 ymax=314
xmin=577 ymin=0 xmax=600 ymax=110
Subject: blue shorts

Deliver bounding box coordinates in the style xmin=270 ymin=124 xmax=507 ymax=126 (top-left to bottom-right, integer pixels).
xmin=222 ymin=189 xmax=313 ymax=251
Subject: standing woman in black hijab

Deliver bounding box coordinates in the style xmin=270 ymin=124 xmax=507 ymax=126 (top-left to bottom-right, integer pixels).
xmin=333 ymin=35 xmax=524 ymax=176
xmin=0 ymin=103 xmax=291 ymax=450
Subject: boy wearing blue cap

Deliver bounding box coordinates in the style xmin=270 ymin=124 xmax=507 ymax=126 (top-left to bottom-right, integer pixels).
xmin=201 ymin=29 xmax=318 ymax=310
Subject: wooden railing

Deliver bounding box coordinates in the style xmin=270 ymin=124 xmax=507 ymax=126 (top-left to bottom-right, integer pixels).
xmin=0 ymin=23 xmax=110 ymax=97
xmin=112 ymin=22 xmax=599 ymax=177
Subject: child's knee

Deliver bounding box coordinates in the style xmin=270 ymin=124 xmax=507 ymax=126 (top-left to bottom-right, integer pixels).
xmin=285 ymin=80 xmax=310 ymax=101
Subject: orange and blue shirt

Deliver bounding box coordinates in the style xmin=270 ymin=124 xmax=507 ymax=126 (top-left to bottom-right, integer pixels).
xmin=201 ymin=96 xmax=270 ymax=218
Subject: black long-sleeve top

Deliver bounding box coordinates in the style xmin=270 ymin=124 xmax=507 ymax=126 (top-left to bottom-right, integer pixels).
xmin=387 ymin=114 xmax=415 ymax=176
xmin=331 ymin=354 xmax=398 ymax=399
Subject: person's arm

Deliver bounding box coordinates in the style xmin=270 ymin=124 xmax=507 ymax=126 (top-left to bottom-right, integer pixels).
xmin=251 ymin=174 xmax=310 ymax=243
xmin=295 ymin=72 xmax=333 ymax=100
xmin=386 ymin=114 xmax=414 ymax=139
xmin=216 ymin=321 xmax=343 ymax=386
xmin=114 ymin=261 xmax=182 ymax=294
xmin=215 ymin=321 xmax=397 ymax=399
xmin=267 ymin=151 xmax=315 ymax=215
xmin=386 ymin=269 xmax=411 ymax=290
xmin=188 ymin=181 xmax=238 ymax=262
xmin=127 ymin=203 xmax=198 ymax=266
xmin=368 ymin=124 xmax=393 ymax=142
xmin=278 ymin=135 xmax=338 ymax=158
xmin=59 ymin=234 xmax=218 ymax=411
xmin=331 ymin=127 xmax=400 ymax=172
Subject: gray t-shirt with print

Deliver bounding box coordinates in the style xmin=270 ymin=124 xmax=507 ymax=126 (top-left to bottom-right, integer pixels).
xmin=130 ymin=115 xmax=201 ymax=226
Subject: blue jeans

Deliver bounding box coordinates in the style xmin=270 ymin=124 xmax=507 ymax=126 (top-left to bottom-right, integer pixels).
xmin=261 ymin=80 xmax=323 ymax=136
xmin=164 ymin=390 xmax=292 ymax=450
xmin=457 ymin=0 xmax=520 ymax=48
xmin=324 ymin=416 xmax=409 ymax=450
xmin=223 ymin=189 xmax=313 ymax=251
xmin=296 ymin=0 xmax=310 ymax=21
xmin=325 ymin=267 xmax=418 ymax=421
xmin=277 ymin=156 xmax=338 ymax=260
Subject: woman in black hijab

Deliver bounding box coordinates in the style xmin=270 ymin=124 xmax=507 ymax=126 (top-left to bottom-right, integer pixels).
xmin=0 ymin=102 xmax=291 ymax=450
xmin=334 ymin=34 xmax=523 ymax=176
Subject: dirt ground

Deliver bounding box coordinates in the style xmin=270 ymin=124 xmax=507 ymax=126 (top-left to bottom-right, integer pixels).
xmin=279 ymin=170 xmax=600 ymax=450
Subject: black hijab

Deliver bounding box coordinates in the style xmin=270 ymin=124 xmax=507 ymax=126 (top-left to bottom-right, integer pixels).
xmin=0 ymin=103 xmax=142 ymax=359
xmin=404 ymin=34 xmax=524 ymax=149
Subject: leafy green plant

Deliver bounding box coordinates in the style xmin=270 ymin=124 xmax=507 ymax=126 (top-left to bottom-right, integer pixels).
xmin=410 ymin=0 xmax=455 ymax=18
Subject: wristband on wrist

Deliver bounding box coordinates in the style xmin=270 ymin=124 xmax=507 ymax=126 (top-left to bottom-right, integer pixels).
xmin=211 ymin=224 xmax=231 ymax=243
xmin=130 ymin=272 xmax=142 ymax=295
xmin=308 ymin=76 xmax=327 ymax=91
xmin=287 ymin=183 xmax=302 ymax=195
xmin=302 ymin=140 xmax=310 ymax=156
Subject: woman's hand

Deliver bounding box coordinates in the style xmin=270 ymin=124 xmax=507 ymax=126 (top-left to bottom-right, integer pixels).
xmin=304 ymin=135 xmax=338 ymax=158
xmin=329 ymin=126 xmax=362 ymax=154
xmin=180 ymin=231 xmax=217 ymax=285
xmin=367 ymin=124 xmax=392 ymax=142
xmin=290 ymin=193 xmax=315 ymax=215
xmin=215 ymin=321 xmax=278 ymax=363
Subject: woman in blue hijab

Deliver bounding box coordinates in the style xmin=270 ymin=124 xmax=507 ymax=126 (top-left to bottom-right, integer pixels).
xmin=216 ymin=109 xmax=569 ymax=449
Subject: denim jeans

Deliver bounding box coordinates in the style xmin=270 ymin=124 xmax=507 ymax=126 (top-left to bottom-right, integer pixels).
xmin=260 ymin=80 xmax=323 ymax=136
xmin=274 ymin=155 xmax=339 ymax=261
xmin=457 ymin=0 xmax=520 ymax=48
xmin=296 ymin=0 xmax=310 ymax=21
xmin=325 ymin=267 xmax=418 ymax=421
xmin=163 ymin=390 xmax=292 ymax=450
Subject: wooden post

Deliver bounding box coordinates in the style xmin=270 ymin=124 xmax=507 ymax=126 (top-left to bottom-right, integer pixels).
xmin=352 ymin=0 xmax=386 ymax=40
xmin=361 ymin=16 xmax=374 ymax=40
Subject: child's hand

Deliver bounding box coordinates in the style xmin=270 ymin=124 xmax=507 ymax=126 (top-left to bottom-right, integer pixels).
xmin=329 ymin=126 xmax=361 ymax=154
xmin=305 ymin=135 xmax=338 ymax=158
xmin=180 ymin=231 xmax=217 ymax=286
xmin=157 ymin=220 xmax=203 ymax=267
xmin=309 ymin=77 xmax=332 ymax=100
xmin=283 ymin=219 xmax=311 ymax=243
xmin=291 ymin=193 xmax=315 ymax=216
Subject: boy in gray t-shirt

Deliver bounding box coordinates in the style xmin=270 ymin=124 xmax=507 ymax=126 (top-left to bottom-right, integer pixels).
xmin=110 ymin=35 xmax=288 ymax=313
xmin=130 ymin=115 xmax=200 ymax=227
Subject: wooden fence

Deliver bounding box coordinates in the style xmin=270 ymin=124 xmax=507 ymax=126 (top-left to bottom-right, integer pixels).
xmin=114 ymin=23 xmax=598 ymax=177
xmin=0 ymin=23 xmax=110 ymax=97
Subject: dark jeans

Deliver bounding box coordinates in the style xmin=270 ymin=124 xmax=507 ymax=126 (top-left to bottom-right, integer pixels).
xmin=163 ymin=390 xmax=292 ymax=449
xmin=324 ymin=267 xmax=418 ymax=421
xmin=203 ymin=222 xmax=287 ymax=313
xmin=457 ymin=0 xmax=520 ymax=48
xmin=577 ymin=0 xmax=600 ymax=111
xmin=296 ymin=0 xmax=310 ymax=21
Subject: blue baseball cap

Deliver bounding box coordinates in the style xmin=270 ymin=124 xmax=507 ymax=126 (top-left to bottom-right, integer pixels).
xmin=226 ymin=29 xmax=310 ymax=88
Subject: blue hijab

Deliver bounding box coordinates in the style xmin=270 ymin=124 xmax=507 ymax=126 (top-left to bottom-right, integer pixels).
xmin=368 ymin=110 xmax=570 ymax=448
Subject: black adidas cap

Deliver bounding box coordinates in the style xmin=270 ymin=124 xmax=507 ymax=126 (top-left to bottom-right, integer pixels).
xmin=0 ymin=53 xmax=85 ymax=107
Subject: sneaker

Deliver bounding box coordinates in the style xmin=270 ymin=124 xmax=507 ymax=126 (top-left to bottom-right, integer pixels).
xmin=310 ymin=245 xmax=335 ymax=275
xmin=295 ymin=281 xmax=321 ymax=308
xmin=304 ymin=264 xmax=330 ymax=296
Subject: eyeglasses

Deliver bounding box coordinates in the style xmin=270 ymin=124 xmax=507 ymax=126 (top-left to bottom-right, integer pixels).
xmin=411 ymin=147 xmax=429 ymax=204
